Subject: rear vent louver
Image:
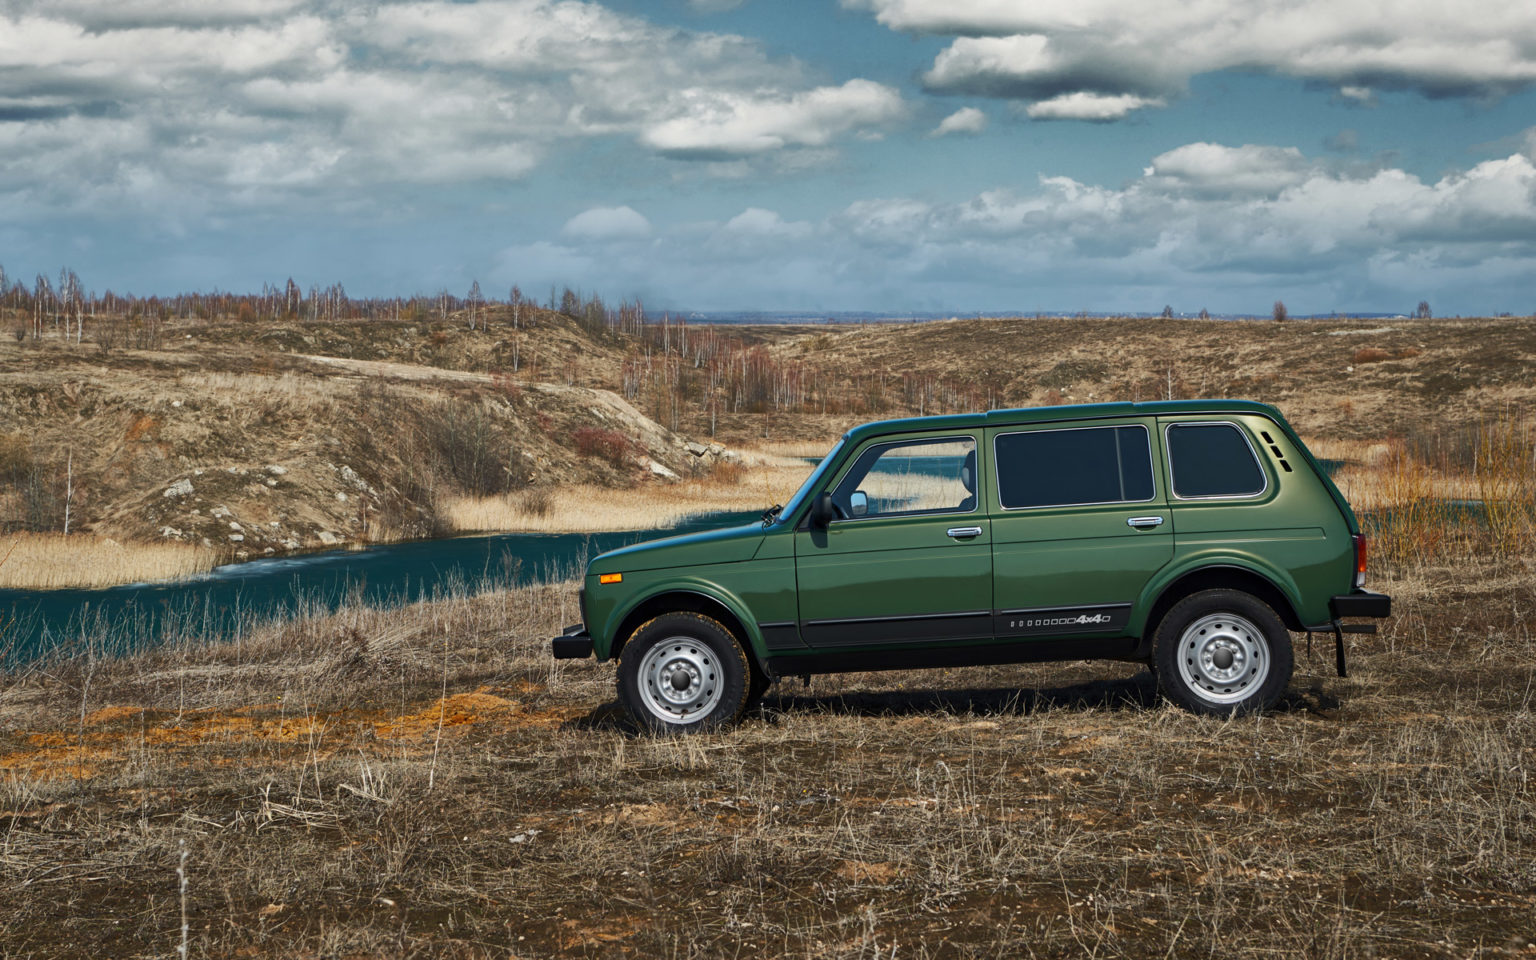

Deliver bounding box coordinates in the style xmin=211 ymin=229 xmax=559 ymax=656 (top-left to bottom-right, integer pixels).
xmin=1265 ymin=437 xmax=1293 ymax=471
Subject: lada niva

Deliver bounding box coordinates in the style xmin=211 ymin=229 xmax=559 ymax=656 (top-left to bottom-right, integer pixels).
xmin=552 ymin=400 xmax=1390 ymax=732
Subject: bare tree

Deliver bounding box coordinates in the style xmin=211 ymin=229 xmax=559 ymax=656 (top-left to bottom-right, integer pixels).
xmin=466 ymin=280 xmax=483 ymax=330
xmin=1415 ymin=300 xmax=1432 ymax=319
xmin=1198 ymin=307 xmax=1211 ymax=320
xmin=1160 ymin=305 xmax=1174 ymax=319
xmin=1272 ymin=300 xmax=1289 ymax=323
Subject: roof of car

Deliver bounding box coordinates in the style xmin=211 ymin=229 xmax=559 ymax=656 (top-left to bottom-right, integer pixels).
xmin=842 ymin=399 xmax=1285 ymax=445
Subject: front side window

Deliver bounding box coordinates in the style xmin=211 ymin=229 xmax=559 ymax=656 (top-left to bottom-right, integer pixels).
xmin=831 ymin=437 xmax=977 ymax=519
xmin=1166 ymin=422 xmax=1266 ymax=498
xmin=995 ymin=425 xmax=1154 ymax=509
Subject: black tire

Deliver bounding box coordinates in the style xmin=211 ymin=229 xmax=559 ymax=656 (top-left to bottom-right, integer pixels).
xmin=1153 ymin=589 xmax=1293 ymax=717
xmin=617 ymin=613 xmax=751 ymax=733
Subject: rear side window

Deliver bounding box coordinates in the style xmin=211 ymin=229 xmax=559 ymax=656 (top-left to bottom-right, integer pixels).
xmin=995 ymin=425 xmax=1154 ymax=509
xmin=1166 ymin=423 xmax=1266 ymax=498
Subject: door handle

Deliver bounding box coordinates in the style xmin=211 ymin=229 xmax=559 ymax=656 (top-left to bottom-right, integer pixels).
xmin=1126 ymin=516 xmax=1165 ymax=529
xmin=946 ymin=526 xmax=983 ymax=539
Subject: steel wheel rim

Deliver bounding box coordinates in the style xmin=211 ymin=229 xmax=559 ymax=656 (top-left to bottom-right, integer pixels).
xmin=1175 ymin=612 xmax=1270 ymax=705
xmin=637 ymin=637 xmax=723 ymax=724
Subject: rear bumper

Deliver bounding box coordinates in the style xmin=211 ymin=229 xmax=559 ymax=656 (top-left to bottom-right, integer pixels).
xmin=1330 ymin=591 xmax=1391 ymax=621
xmin=551 ymin=623 xmax=593 ymax=660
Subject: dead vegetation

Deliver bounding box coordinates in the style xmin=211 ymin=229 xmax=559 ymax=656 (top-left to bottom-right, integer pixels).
xmin=0 ymin=560 xmax=1531 ymax=958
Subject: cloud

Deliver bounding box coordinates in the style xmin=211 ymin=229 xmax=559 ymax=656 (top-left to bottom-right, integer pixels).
xmin=1335 ymin=85 xmax=1378 ymax=107
xmin=722 ymin=208 xmax=812 ymax=236
xmin=853 ymin=0 xmax=1536 ymax=120
xmin=537 ymin=133 xmax=1536 ymax=311
xmin=1026 ymin=92 xmax=1163 ymax=121
xmin=1143 ymin=143 xmax=1312 ymax=196
xmin=0 ymin=0 xmax=903 ymax=220
xmin=561 ymin=206 xmax=653 ymax=240
xmin=688 ymin=0 xmax=747 ymax=10
xmin=638 ymin=79 xmax=905 ymax=159
xmin=931 ymin=106 xmax=987 ymax=136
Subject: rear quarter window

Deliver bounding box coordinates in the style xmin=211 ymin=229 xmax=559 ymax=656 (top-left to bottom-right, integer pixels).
xmin=1166 ymin=422 xmax=1266 ymax=499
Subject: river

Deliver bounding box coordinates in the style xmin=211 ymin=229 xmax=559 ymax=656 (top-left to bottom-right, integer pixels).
xmin=0 ymin=511 xmax=757 ymax=663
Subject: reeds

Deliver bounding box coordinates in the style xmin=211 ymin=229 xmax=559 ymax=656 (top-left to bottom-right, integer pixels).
xmin=0 ymin=533 xmax=217 ymax=590
xmin=1326 ymin=411 xmax=1536 ymax=574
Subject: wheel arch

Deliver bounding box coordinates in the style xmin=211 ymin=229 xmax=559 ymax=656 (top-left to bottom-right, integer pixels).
xmin=1136 ymin=564 xmax=1305 ymax=658
xmin=608 ymin=587 xmax=769 ymax=680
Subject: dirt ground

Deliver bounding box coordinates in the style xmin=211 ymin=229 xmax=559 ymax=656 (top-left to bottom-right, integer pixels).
xmin=0 ymin=562 xmax=1530 ymax=959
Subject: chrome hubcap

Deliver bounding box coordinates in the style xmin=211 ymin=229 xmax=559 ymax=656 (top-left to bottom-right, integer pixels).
xmin=1176 ymin=613 xmax=1269 ymax=704
xmin=637 ymin=638 xmax=722 ymax=724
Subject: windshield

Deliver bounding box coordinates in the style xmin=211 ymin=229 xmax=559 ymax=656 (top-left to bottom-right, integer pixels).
xmin=777 ymin=437 xmax=846 ymax=523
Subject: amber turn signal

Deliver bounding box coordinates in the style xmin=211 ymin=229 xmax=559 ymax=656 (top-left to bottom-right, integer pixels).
xmin=599 ymin=573 xmax=623 ymax=585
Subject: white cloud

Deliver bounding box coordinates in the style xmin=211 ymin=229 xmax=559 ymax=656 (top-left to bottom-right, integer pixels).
xmin=931 ymin=106 xmax=987 ymax=136
xmin=561 ymin=206 xmax=653 ymax=240
xmin=0 ymin=0 xmax=903 ymax=220
xmin=638 ymin=79 xmax=905 ymax=159
xmin=1026 ymin=92 xmax=1163 ymax=121
xmin=854 ymin=0 xmax=1536 ymax=120
xmin=1144 ymin=143 xmax=1312 ymax=196
xmin=571 ymin=133 xmax=1536 ymax=310
xmin=1337 ymin=85 xmax=1377 ymax=106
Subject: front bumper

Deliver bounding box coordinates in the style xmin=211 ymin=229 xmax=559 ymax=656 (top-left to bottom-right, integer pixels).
xmin=551 ymin=623 xmax=593 ymax=660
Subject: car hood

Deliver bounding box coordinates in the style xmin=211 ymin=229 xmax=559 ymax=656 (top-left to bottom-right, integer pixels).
xmin=588 ymin=521 xmax=768 ymax=575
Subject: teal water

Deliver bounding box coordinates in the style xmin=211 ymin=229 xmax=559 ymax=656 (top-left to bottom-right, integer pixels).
xmin=0 ymin=511 xmax=757 ymax=664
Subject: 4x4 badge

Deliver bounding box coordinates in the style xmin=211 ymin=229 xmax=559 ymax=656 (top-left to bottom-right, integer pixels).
xmin=1012 ymin=612 xmax=1114 ymax=629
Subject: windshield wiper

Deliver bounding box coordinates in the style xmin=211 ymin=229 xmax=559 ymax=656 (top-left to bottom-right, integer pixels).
xmin=761 ymin=503 xmax=783 ymax=526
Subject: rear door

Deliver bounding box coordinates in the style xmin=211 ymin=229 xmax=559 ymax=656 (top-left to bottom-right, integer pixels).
xmin=794 ymin=434 xmax=993 ymax=647
xmin=988 ymin=419 xmax=1174 ymax=639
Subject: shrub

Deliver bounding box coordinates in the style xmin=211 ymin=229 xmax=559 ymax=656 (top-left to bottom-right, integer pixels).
xmin=519 ymin=486 xmax=552 ymax=517
xmin=421 ymin=399 xmax=521 ymax=497
xmin=573 ymin=427 xmax=632 ymax=468
xmin=709 ymin=460 xmax=746 ymax=485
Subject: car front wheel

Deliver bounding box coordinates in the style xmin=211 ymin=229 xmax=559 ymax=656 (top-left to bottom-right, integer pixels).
xmin=618 ymin=612 xmax=751 ymax=733
xmin=1153 ymin=589 xmax=1293 ymax=716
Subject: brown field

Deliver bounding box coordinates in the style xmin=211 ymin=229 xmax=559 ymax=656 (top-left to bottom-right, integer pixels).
xmin=1 ymin=308 xmax=1534 ymax=956
xmin=0 ymin=560 xmax=1531 ymax=958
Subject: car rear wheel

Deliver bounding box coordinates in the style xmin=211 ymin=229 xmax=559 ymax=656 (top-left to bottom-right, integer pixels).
xmin=1153 ymin=588 xmax=1293 ymax=716
xmin=618 ymin=612 xmax=751 ymax=733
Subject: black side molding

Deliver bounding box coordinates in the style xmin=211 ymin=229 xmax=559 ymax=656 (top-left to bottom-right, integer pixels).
xmin=551 ymin=623 xmax=593 ymax=660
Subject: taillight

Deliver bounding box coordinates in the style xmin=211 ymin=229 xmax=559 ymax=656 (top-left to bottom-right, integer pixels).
xmin=1352 ymin=534 xmax=1367 ymax=588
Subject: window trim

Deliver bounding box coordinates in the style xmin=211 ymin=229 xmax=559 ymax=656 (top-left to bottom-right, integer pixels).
xmin=1163 ymin=420 xmax=1270 ymax=501
xmin=825 ymin=434 xmax=980 ymax=523
xmin=991 ymin=423 xmax=1157 ymax=512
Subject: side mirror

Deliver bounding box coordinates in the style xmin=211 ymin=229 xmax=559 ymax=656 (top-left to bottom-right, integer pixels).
xmin=810 ymin=492 xmax=836 ymax=530
xmin=850 ymin=491 xmax=868 ymax=517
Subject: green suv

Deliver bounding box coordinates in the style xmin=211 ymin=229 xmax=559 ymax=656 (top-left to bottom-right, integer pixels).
xmin=552 ymin=400 xmax=1390 ymax=732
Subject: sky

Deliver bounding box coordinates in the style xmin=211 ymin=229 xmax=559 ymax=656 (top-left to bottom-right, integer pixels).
xmin=2 ymin=0 xmax=1536 ymax=315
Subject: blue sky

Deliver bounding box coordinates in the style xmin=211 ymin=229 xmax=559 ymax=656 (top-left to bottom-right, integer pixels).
xmin=3 ymin=0 xmax=1536 ymax=315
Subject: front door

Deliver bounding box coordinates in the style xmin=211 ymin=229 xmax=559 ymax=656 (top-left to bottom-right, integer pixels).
xmin=988 ymin=420 xmax=1174 ymax=639
xmin=795 ymin=434 xmax=992 ymax=647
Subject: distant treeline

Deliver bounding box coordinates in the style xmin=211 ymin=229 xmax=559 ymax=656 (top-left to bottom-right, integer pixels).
xmin=0 ymin=263 xmax=651 ymax=344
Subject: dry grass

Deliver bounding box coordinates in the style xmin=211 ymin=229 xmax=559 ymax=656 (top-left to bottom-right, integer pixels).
xmin=1323 ymin=415 xmax=1536 ymax=573
xmin=445 ymin=449 xmax=818 ymax=533
xmin=0 ymin=533 xmax=217 ymax=589
xmin=0 ymin=559 xmax=1531 ymax=958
